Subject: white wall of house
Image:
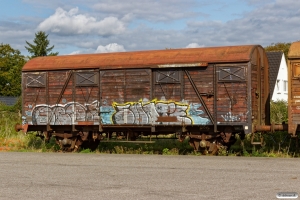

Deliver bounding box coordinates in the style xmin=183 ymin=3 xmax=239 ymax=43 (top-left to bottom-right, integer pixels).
xmin=272 ymin=54 xmax=288 ymax=102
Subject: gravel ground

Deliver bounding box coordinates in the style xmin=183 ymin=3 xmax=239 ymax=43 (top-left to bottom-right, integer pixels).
xmin=0 ymin=152 xmax=299 ymax=200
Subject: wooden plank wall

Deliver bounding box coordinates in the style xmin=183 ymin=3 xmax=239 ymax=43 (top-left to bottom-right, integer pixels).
xmin=184 ymin=68 xmax=214 ymax=121
xmin=125 ymin=69 xmax=151 ymax=102
xmin=23 ymin=65 xmax=251 ymax=126
xmin=22 ymin=72 xmax=47 ymax=123
xmin=48 ymin=71 xmax=70 ymax=104
xmin=290 ymin=63 xmax=300 ymax=133
xmin=100 ymin=69 xmax=151 ymax=105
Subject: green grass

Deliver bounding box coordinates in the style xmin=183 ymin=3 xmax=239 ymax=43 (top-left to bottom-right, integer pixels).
xmin=97 ymin=139 xmax=194 ymax=155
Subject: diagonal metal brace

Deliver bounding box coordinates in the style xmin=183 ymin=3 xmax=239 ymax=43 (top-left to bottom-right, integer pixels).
xmin=184 ymin=70 xmax=214 ymax=124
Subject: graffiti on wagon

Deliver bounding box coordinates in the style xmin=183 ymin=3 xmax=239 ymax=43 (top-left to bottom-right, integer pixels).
xmin=24 ymin=99 xmax=211 ymax=126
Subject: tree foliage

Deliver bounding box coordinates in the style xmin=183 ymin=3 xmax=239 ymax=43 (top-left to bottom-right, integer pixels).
xmin=264 ymin=42 xmax=291 ymax=61
xmin=25 ymin=31 xmax=58 ymax=58
xmin=270 ymin=100 xmax=288 ymax=124
xmin=0 ymin=44 xmax=26 ymax=96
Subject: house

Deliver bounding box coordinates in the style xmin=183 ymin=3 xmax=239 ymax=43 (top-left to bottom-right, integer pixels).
xmin=0 ymin=96 xmax=18 ymax=106
xmin=267 ymin=51 xmax=288 ymax=102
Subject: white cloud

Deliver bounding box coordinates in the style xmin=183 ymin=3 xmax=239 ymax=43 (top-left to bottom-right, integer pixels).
xmin=93 ymin=0 xmax=198 ymax=22
xmin=67 ymin=43 xmax=126 ymax=55
xmin=95 ymin=43 xmax=126 ymax=53
xmin=37 ymin=7 xmax=125 ymax=36
xmin=2 ymin=0 xmax=300 ymax=56
xmin=68 ymin=50 xmax=82 ymax=55
xmin=185 ymin=43 xmax=204 ymax=48
xmin=184 ymin=0 xmax=300 ymax=46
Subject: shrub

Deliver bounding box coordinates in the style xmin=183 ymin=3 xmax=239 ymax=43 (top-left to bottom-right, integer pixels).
xmin=270 ymin=100 xmax=288 ymax=124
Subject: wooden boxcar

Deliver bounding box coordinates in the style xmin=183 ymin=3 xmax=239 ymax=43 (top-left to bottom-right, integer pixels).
xmin=17 ymin=45 xmax=271 ymax=153
xmin=288 ymin=41 xmax=300 ymax=139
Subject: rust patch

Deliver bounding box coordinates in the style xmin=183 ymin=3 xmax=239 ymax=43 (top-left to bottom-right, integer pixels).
xmin=77 ymin=121 xmax=95 ymax=125
xmin=15 ymin=124 xmax=29 ymax=133
xmin=156 ymin=116 xmax=178 ymax=122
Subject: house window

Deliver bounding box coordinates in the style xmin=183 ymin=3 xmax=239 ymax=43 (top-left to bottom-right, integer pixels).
xmin=276 ymin=80 xmax=280 ymax=91
xmin=283 ymin=81 xmax=288 ymax=92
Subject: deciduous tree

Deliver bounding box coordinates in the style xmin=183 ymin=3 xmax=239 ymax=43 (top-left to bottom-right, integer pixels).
xmin=0 ymin=43 xmax=26 ymax=96
xmin=264 ymin=42 xmax=291 ymax=62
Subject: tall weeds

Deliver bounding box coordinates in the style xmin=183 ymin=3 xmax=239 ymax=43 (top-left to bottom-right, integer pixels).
xmin=0 ymin=101 xmax=24 ymax=151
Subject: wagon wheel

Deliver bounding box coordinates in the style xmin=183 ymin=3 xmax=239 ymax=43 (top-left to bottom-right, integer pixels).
xmin=80 ymin=132 xmax=101 ymax=151
xmin=189 ymin=137 xmax=223 ymax=155
xmin=35 ymin=131 xmax=52 ymax=142
xmin=198 ymin=143 xmax=224 ymax=155
xmin=81 ymin=139 xmax=100 ymax=151
xmin=210 ymin=143 xmax=221 ymax=155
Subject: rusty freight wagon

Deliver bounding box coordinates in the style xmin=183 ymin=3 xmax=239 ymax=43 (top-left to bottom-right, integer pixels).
xmin=288 ymin=41 xmax=300 ymax=145
xmin=16 ymin=45 xmax=271 ymax=153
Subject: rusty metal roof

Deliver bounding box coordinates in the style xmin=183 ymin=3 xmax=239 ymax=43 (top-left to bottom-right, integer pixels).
xmin=288 ymin=41 xmax=300 ymax=59
xmin=22 ymin=45 xmax=260 ymax=71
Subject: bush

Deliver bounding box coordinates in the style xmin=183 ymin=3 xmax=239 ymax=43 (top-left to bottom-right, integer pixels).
xmin=270 ymin=100 xmax=288 ymax=124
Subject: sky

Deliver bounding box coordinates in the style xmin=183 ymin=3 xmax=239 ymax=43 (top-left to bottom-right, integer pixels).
xmin=0 ymin=0 xmax=299 ymax=56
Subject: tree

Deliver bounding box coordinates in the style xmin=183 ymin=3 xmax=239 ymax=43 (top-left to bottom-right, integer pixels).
xmin=270 ymin=100 xmax=288 ymax=124
xmin=0 ymin=43 xmax=26 ymax=96
xmin=25 ymin=31 xmax=58 ymax=58
xmin=264 ymin=42 xmax=291 ymax=62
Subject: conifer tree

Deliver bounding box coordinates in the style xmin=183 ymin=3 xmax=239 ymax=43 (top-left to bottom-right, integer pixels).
xmin=25 ymin=31 xmax=58 ymax=58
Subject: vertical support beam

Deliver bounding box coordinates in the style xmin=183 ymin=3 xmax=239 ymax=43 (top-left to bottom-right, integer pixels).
xmin=180 ymin=69 xmax=184 ymax=100
xmin=99 ymin=69 xmax=103 ymax=132
xmin=257 ymin=51 xmax=262 ymax=125
xmin=150 ymin=69 xmax=153 ymax=100
xmin=264 ymin=53 xmax=270 ymax=125
xmin=46 ymin=72 xmax=51 ymax=131
xmin=124 ymin=69 xmax=126 ymax=102
xmin=213 ymin=65 xmax=217 ymax=133
xmin=150 ymin=69 xmax=155 ymax=132
xmin=288 ymin=61 xmax=293 ymax=135
xmin=247 ymin=62 xmax=253 ymax=134
xmin=21 ymin=73 xmax=24 ymax=117
xmin=72 ymin=70 xmax=76 ymax=132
